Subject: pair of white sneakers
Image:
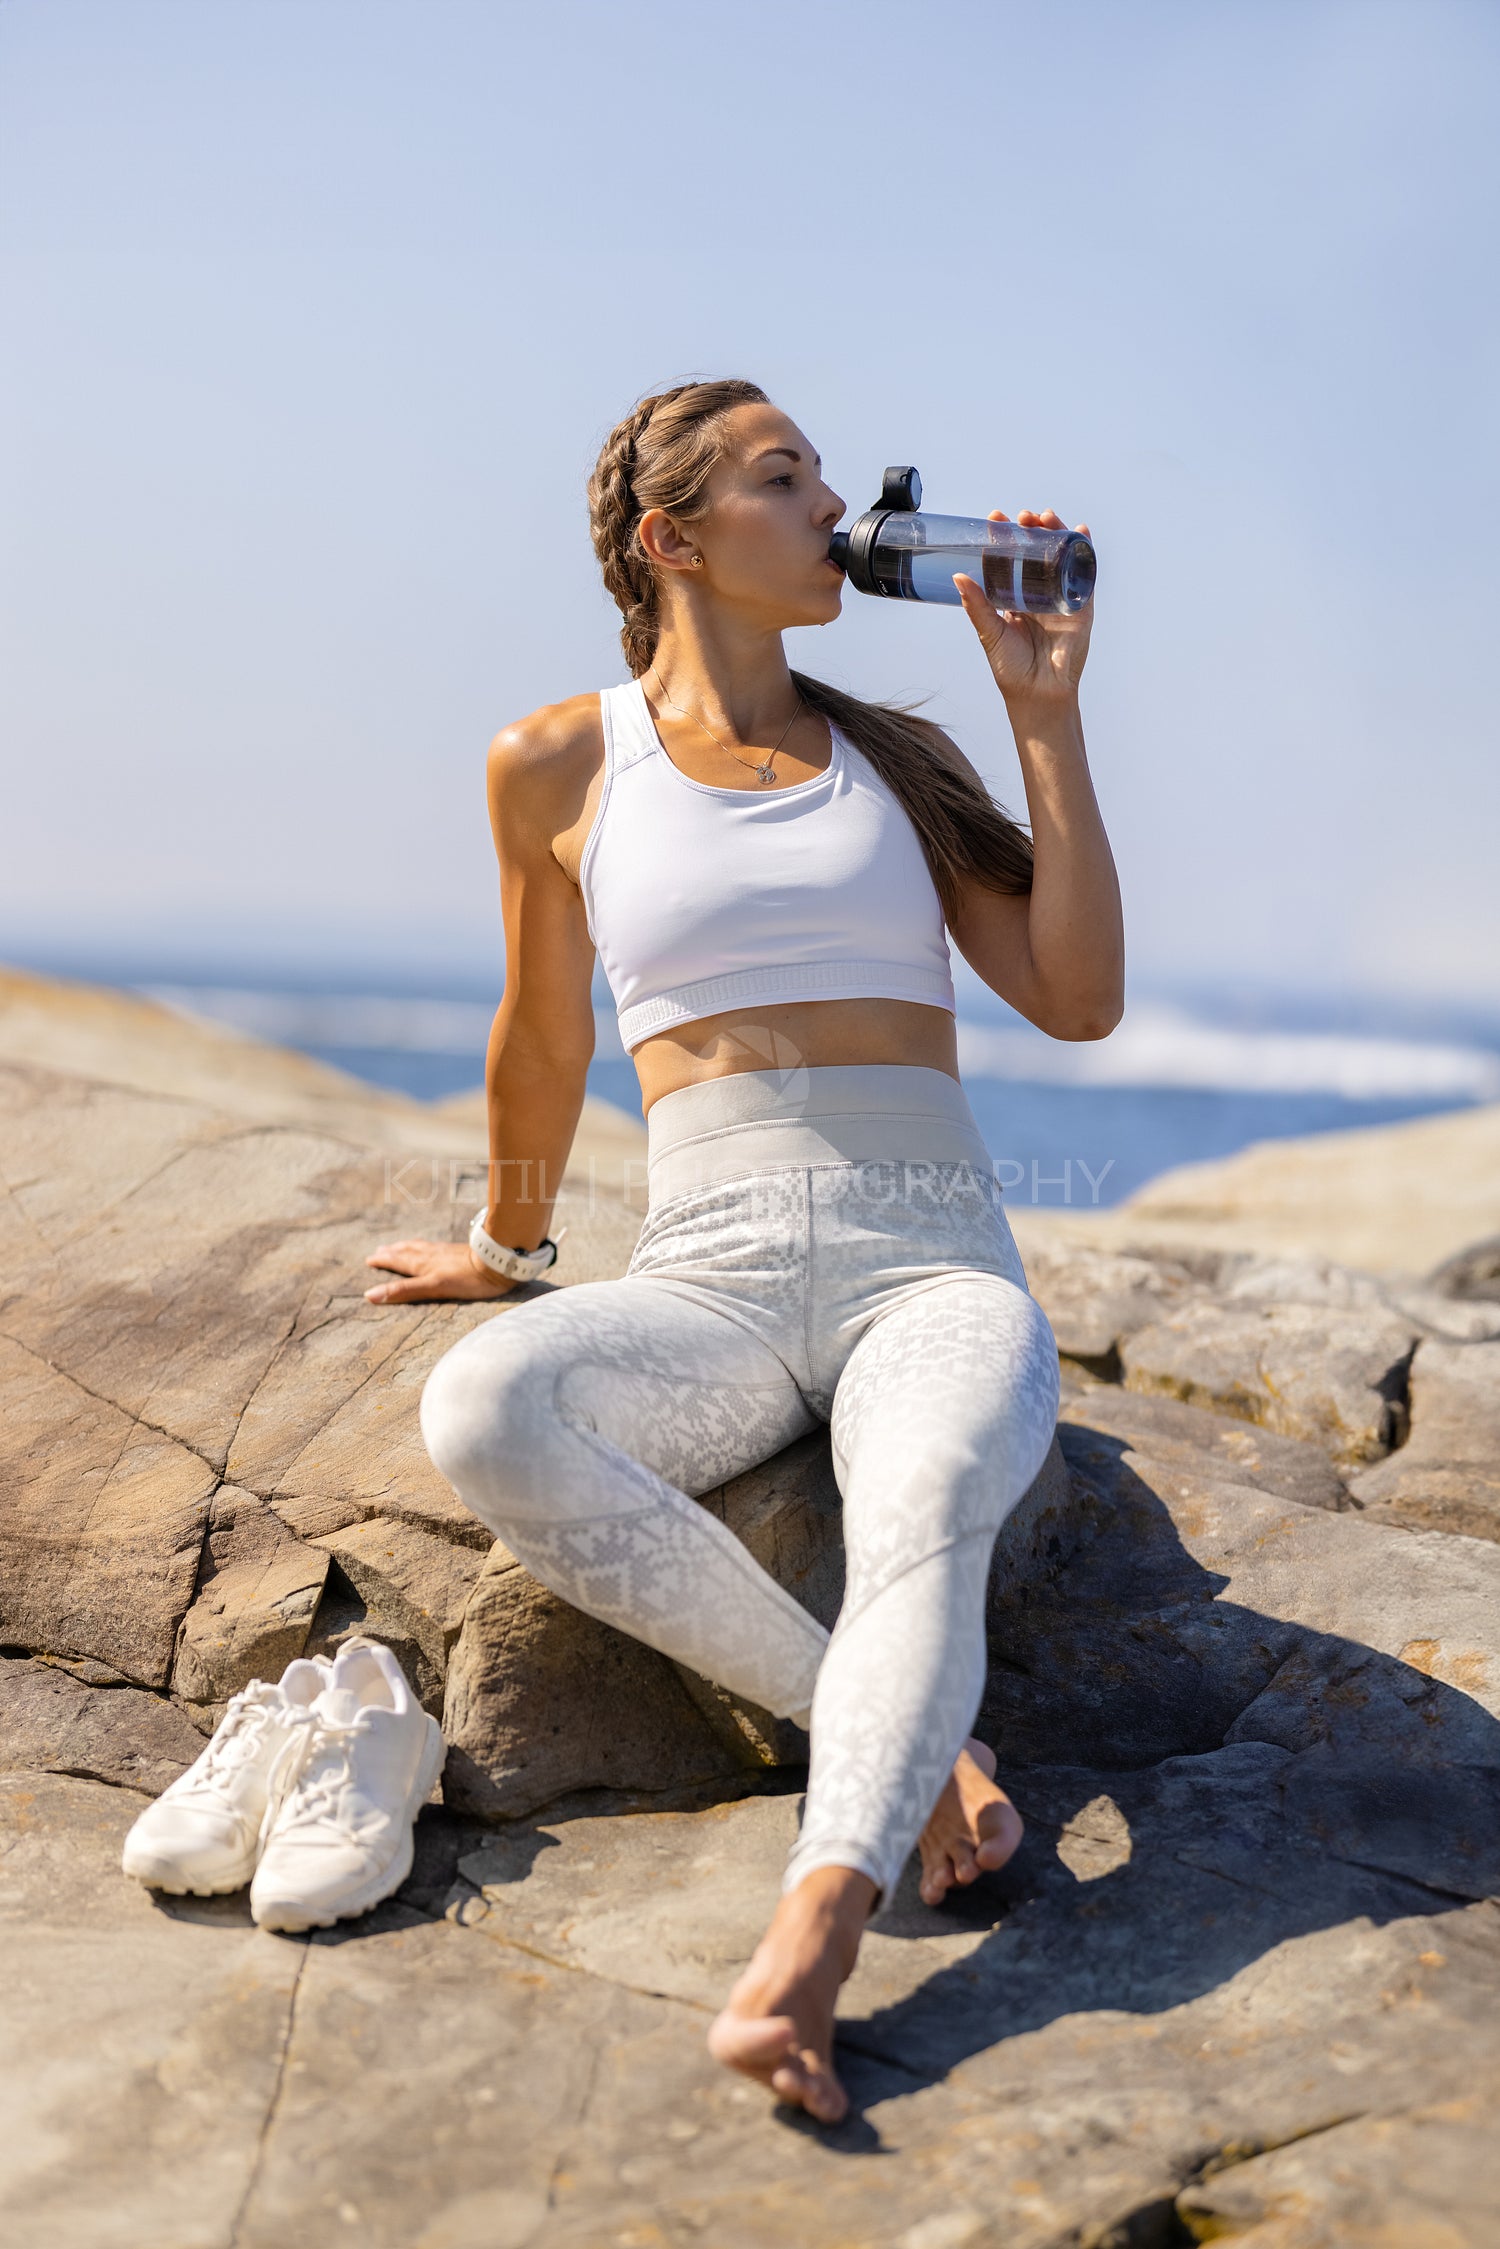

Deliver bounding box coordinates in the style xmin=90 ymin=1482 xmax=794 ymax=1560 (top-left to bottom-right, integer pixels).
xmin=122 ymin=1636 xmax=447 ymax=1932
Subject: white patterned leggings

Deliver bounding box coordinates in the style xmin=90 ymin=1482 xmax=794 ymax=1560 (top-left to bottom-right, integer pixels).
xmin=419 ymin=1063 xmax=1060 ymax=1911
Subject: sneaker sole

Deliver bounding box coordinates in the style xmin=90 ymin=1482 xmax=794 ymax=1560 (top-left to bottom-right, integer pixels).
xmin=122 ymin=1853 xmax=259 ymax=1898
xmin=251 ymin=1717 xmax=447 ymax=1934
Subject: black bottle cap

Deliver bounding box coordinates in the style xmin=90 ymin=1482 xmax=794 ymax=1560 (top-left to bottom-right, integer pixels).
xmin=831 ymin=465 xmax=924 ymax=594
xmin=880 ymin=466 xmax=922 ymax=512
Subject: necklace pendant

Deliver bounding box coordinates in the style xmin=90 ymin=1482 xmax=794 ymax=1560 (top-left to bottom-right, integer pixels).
xmin=756 ymin=763 xmax=776 ymax=784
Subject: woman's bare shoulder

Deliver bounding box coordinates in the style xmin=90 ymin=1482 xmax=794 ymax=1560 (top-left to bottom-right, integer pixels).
xmin=486 ymin=693 xmax=606 ymax=844
xmin=488 ymin=692 xmax=604 ymax=786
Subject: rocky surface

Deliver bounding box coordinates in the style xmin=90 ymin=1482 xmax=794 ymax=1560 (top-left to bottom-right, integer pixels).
xmin=1349 ymin=1337 xmax=1500 ymax=1542
xmin=3 ymin=966 xmax=1500 ymax=2244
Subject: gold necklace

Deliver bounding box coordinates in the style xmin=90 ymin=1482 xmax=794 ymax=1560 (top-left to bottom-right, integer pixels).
xmin=647 ymin=668 xmax=803 ymax=786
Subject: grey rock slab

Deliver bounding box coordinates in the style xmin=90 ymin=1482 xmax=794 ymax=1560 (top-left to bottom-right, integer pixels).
xmin=441 ymin=1546 xmax=743 ymax=1819
xmin=983 ymin=1436 xmax=1500 ymax=1773
xmin=6 ymin=1770 xmax=1500 ymax=2248
xmin=1429 ymin=1229 xmax=1500 ymax=1304
xmin=0 ymin=1771 xmax=304 ymax=2249
xmin=1349 ymin=1335 xmax=1500 ymax=1544
xmin=255 ymin=1302 xmax=498 ymax=1548
xmin=1057 ymin=1380 xmax=1352 ymax=1512
xmin=307 ymin=1513 xmax=488 ymax=1714
xmin=0 ymin=1657 xmax=204 ymax=1793
xmin=229 ymin=1910 xmax=640 ymax=2249
xmin=3 ymin=1094 xmax=383 ymax=1472
xmin=1177 ymin=2096 xmax=1500 ymax=2244
xmin=1021 ymin=1242 xmax=1203 ymax=1364
xmin=1119 ymin=1297 xmax=1418 ymax=1464
xmin=844 ymin=1741 xmax=1500 ymax=2071
xmin=458 ymin=1791 xmax=1002 ymax=2021
xmin=0 ymin=1332 xmax=215 ymax=1686
xmin=1382 ymin=1282 xmax=1500 ymax=1343
xmin=1215 ymin=1250 xmax=1393 ymax=1309
xmin=171 ymin=1486 xmax=330 ymax=1717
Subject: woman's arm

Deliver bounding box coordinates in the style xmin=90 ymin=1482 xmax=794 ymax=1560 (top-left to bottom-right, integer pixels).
xmin=944 ymin=507 xmax=1124 ymax=1042
xmin=365 ymin=702 xmax=599 ymax=1304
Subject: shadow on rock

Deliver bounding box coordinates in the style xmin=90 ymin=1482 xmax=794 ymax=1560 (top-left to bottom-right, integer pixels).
xmin=839 ymin=1448 xmax=1500 ymax=2094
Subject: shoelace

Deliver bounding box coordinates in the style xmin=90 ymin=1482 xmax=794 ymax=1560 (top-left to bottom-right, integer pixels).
xmin=177 ymin=1685 xmax=283 ymax=1802
xmin=258 ymin=1715 xmax=369 ymax=1851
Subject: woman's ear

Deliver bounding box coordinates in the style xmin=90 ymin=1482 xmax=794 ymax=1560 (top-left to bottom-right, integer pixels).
xmin=638 ymin=506 xmax=702 ymax=576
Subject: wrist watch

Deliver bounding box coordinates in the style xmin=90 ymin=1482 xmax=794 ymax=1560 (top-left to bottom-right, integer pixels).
xmin=468 ymin=1213 xmax=568 ymax=1283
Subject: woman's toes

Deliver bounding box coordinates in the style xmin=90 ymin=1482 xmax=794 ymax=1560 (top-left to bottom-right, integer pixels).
xmin=773 ymin=2053 xmax=847 ymax=2124
xmin=974 ymin=1800 xmax=1024 ymax=1873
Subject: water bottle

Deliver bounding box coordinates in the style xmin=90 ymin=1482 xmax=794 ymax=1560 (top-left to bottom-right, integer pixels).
xmin=828 ymin=467 xmax=1096 ymax=614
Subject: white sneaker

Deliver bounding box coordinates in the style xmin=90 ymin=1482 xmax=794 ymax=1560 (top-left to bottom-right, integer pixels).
xmin=249 ymin=1637 xmax=446 ymax=1933
xmin=121 ymin=1657 xmax=332 ymax=1895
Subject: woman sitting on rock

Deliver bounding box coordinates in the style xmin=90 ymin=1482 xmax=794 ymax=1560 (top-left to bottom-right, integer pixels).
xmin=366 ymin=379 xmax=1123 ymax=2124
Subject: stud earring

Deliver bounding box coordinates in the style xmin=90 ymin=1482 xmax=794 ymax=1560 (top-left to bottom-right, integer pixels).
xmin=690 ymin=555 xmax=703 ymax=567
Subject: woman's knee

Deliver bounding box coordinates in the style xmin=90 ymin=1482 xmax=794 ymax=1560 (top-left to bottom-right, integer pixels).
xmin=419 ymin=1321 xmax=556 ymax=1519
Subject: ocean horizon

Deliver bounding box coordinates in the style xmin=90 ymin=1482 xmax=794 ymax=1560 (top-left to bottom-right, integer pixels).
xmin=22 ymin=954 xmax=1494 ymax=1214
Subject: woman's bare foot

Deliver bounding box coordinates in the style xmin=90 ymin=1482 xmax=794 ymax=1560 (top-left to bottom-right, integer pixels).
xmin=917 ymin=1737 xmax=1024 ymax=1906
xmin=706 ymin=1865 xmax=877 ymax=2124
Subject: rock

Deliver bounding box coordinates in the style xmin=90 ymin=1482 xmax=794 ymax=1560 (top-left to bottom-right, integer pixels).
xmin=1057 ymin=1377 xmax=1352 ymax=1511
xmin=695 ymin=1428 xmax=846 ymax=1629
xmin=457 ymin=1791 xmax=1004 ymax=2019
xmin=0 ymin=1330 xmax=215 ymax=1687
xmin=10 ymin=1440 xmax=1500 ymax=2247
xmin=1348 ymin=1336 xmax=1500 ymax=1542
xmin=249 ymin=1309 xmax=499 ymax=1549
xmin=1119 ymin=1297 xmax=1417 ymax=1465
xmin=1021 ymin=1244 xmax=1201 ymax=1367
xmin=1428 ymin=1229 xmax=1500 ymax=1303
xmin=8 ymin=965 xmax=1500 ymax=2240
xmin=1177 ymin=2101 xmax=1500 ymax=2245
xmin=984 ymin=1425 xmax=1500 ymax=1778
xmin=1010 ymin=1095 xmax=1500 ymax=1277
xmin=1380 ymin=1281 xmax=1500 ymax=1342
xmin=171 ymin=1488 xmax=329 ymax=1718
xmin=440 ymin=1549 xmax=738 ymax=1819
xmin=1215 ymin=1249 xmax=1391 ymax=1308
xmin=0 ymin=982 xmax=644 ymax=1718
xmin=306 ymin=1515 xmax=489 ymax=1714
xmin=0 ymin=1656 xmax=205 ymax=1793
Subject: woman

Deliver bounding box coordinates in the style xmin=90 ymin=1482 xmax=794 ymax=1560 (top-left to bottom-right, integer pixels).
xmin=366 ymin=378 xmax=1123 ymax=2125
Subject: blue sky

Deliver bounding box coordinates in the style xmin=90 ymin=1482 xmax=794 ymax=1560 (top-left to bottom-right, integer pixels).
xmin=3 ymin=0 xmax=1496 ymax=1004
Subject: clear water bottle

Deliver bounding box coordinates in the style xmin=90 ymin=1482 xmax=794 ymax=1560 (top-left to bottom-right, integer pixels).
xmin=828 ymin=466 xmax=1095 ymax=614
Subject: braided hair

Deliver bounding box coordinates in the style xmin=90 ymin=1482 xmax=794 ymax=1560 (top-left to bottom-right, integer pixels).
xmin=587 ymin=379 xmax=768 ymax=678
xmin=587 ymin=381 xmax=1034 ymax=919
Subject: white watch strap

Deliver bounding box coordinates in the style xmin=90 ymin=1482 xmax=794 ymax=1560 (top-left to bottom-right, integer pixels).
xmin=469 ymin=1214 xmax=567 ymax=1281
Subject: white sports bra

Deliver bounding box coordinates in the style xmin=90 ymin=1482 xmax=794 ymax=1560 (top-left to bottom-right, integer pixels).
xmin=579 ymin=678 xmax=958 ymax=1053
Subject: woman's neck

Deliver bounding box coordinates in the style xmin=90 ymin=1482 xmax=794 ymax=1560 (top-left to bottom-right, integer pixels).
xmin=646 ymin=615 xmax=799 ymax=743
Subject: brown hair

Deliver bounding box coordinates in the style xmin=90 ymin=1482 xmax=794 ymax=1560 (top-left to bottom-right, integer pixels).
xmin=587 ymin=381 xmax=1034 ymax=921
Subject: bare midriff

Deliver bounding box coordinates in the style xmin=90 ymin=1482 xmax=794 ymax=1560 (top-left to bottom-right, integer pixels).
xmin=629 ymin=996 xmax=961 ymax=1117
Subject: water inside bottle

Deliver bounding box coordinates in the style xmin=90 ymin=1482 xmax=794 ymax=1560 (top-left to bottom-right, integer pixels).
xmin=879 ymin=540 xmax=1093 ymax=613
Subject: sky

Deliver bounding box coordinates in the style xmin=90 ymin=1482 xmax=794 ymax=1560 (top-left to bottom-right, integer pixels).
xmin=3 ymin=0 xmax=1497 ymax=1009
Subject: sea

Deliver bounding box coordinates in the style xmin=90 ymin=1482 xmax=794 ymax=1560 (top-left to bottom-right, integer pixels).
xmin=91 ymin=960 xmax=1500 ymax=1213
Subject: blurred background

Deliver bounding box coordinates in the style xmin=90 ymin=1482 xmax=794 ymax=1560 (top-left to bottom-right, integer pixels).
xmin=3 ymin=0 xmax=1496 ymax=1204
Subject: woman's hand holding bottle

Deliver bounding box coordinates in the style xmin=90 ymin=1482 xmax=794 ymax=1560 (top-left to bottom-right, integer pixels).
xmin=955 ymin=507 xmax=1093 ymax=705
